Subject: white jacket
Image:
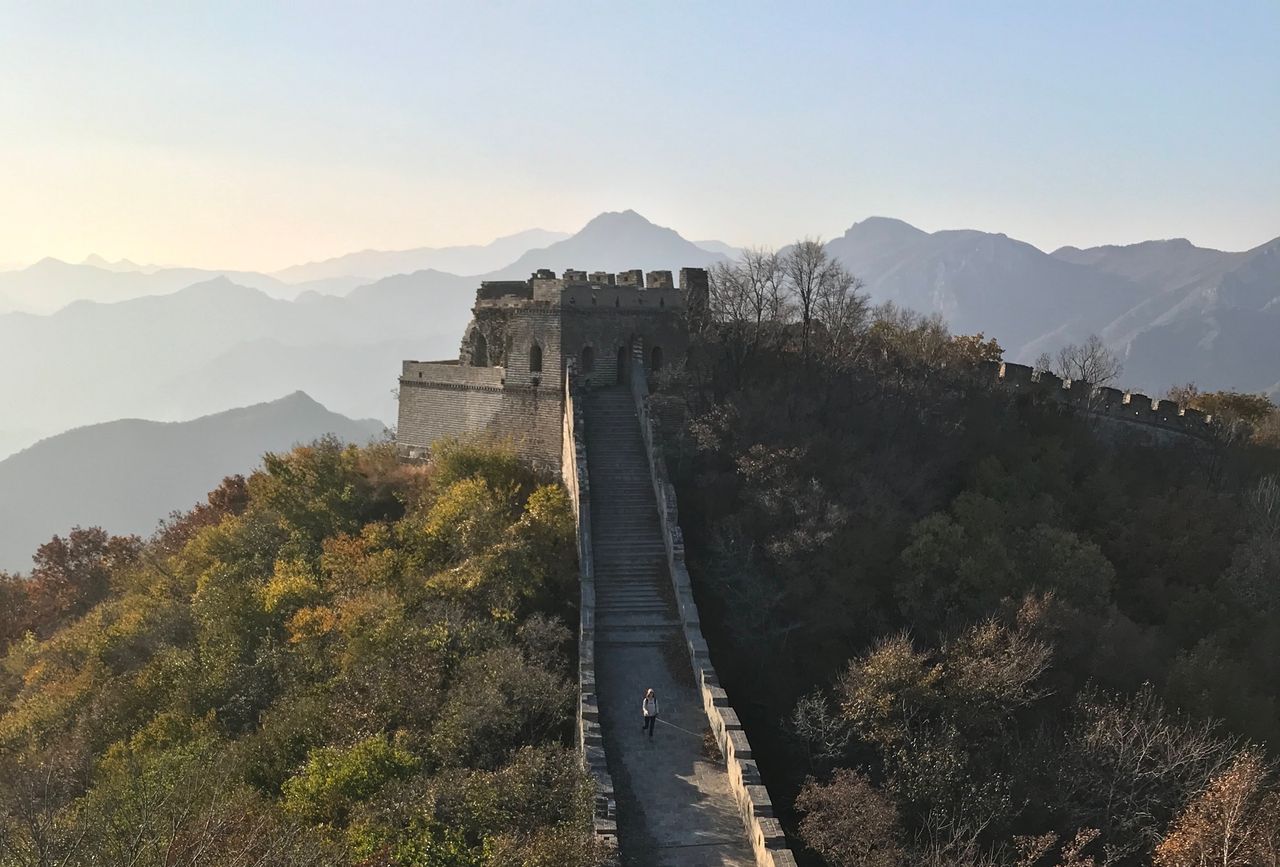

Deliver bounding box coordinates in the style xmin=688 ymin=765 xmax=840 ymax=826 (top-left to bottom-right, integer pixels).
xmin=642 ymin=696 xmax=659 ymax=717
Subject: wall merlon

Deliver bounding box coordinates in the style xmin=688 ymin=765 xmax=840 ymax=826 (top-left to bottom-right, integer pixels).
xmin=646 ymin=270 xmax=674 ymax=289
xmin=999 ymin=361 xmax=1035 ymax=387
xmin=1062 ymin=379 xmax=1093 ymax=404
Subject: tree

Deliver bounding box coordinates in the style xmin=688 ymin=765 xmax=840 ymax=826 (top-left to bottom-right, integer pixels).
xmin=1056 ymin=686 xmax=1239 ymax=861
xmin=782 ymin=239 xmax=858 ymax=361
xmin=790 ymin=690 xmax=853 ymax=775
xmin=1155 ymin=750 xmax=1280 ymax=867
xmin=1046 ymin=335 xmax=1123 ymax=387
xmin=796 ymin=769 xmax=904 ymax=867
xmin=1168 ymin=384 xmax=1279 ymax=446
xmin=813 ymin=267 xmax=871 ymax=371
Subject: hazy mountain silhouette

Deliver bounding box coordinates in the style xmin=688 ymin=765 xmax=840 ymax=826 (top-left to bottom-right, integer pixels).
xmin=0 ymin=273 xmax=471 ymax=454
xmin=0 ymin=393 xmax=385 ymax=573
xmin=694 ymin=239 xmax=744 ymax=258
xmin=151 ymin=337 xmax=433 ymax=424
xmin=827 ymin=218 xmax=1280 ymax=394
xmin=486 ymin=210 xmax=728 ymax=279
xmin=6 ymin=210 xmax=1276 ymax=465
xmin=826 ymin=217 xmax=1146 ymax=359
xmin=1095 ymin=238 xmax=1280 ymax=395
xmin=273 ymin=228 xmax=570 ymax=283
xmin=82 ymin=254 xmax=154 ymax=273
xmin=0 ymin=257 xmax=311 ymax=314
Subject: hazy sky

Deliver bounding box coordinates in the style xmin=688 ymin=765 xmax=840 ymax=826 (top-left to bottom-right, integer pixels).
xmin=2 ymin=1 xmax=1277 ymax=271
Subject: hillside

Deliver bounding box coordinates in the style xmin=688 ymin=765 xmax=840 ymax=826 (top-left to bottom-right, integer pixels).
xmin=0 ymin=392 xmax=385 ymax=572
xmin=662 ymin=289 xmax=1280 ymax=866
xmin=0 ymin=440 xmax=600 ymax=865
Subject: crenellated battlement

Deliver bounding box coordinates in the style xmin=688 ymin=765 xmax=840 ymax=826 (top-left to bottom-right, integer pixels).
xmin=475 ymin=267 xmax=699 ymax=310
xmin=990 ymin=361 xmax=1214 ymax=438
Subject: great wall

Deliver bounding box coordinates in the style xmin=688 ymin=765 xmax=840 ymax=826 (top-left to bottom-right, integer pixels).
xmin=396 ymin=267 xmax=1217 ymax=865
xmin=398 ymin=267 xmax=794 ymax=865
xmin=987 ymin=360 xmax=1214 ymax=441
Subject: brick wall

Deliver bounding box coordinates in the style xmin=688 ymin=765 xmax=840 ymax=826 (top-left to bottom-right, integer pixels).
xmin=562 ymin=308 xmax=689 ymax=389
xmin=397 ymin=362 xmax=564 ymax=471
xmin=561 ymin=365 xmax=619 ymax=854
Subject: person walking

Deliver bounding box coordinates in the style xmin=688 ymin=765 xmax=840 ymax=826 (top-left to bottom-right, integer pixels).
xmin=642 ymin=688 xmax=659 ymax=739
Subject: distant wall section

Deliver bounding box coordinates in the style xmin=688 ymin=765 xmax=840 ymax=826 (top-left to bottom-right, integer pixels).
xmin=397 ymin=360 xmax=563 ymax=470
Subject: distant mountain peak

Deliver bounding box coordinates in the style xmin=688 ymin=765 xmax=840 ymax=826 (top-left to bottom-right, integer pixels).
xmin=581 ymin=209 xmax=655 ymax=228
xmin=842 ymin=216 xmax=928 ymax=241
xmin=82 ymin=254 xmax=142 ymax=271
xmin=276 ymin=390 xmax=321 ymax=407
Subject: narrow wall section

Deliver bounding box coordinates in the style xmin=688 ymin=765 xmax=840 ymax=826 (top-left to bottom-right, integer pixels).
xmin=561 ymin=362 xmax=619 ymax=852
xmin=628 ymin=346 xmax=800 ymax=867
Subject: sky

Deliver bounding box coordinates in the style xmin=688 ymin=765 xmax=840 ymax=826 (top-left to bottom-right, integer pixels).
xmin=1 ymin=1 xmax=1277 ymax=272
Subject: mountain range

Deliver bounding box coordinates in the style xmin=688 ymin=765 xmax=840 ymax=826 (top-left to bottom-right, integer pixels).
xmin=825 ymin=217 xmax=1280 ymax=395
xmin=272 ymin=228 xmax=571 ymax=283
xmin=0 ymin=393 xmax=385 ymax=573
xmin=0 ymin=209 xmax=1275 ymax=468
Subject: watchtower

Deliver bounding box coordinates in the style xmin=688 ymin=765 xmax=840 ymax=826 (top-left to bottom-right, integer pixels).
xmin=396 ymin=266 xmax=709 ymax=470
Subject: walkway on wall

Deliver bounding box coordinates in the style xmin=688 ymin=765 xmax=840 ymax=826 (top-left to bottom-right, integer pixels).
xmin=584 ymin=386 xmax=754 ymax=867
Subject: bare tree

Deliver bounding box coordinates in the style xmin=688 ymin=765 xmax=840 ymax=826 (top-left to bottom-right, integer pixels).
xmin=1050 ymin=335 xmax=1123 ymax=387
xmin=1057 ymin=685 xmax=1239 ymax=862
xmin=814 ymin=267 xmax=870 ymax=370
xmin=708 ymin=248 xmax=790 ymax=381
xmin=791 ymin=690 xmax=854 ymax=775
xmin=782 ymin=239 xmax=853 ymax=360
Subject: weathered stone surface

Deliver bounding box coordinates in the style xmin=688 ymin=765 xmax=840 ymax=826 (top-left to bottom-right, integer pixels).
xmin=397 ymin=268 xmax=706 ymax=472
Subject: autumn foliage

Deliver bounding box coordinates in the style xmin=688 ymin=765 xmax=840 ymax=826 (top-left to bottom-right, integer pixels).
xmin=0 ymin=438 xmax=603 ymax=866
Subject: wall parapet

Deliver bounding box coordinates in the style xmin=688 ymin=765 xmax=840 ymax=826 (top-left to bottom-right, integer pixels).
xmin=628 ymin=345 xmax=800 ymax=867
xmin=561 ymin=361 xmax=619 ymax=855
xmin=400 ymin=360 xmax=505 ymax=388
xmin=990 ymin=361 xmax=1214 ymax=439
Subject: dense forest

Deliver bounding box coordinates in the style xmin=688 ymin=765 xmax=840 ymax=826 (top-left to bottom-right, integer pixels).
xmin=662 ymin=245 xmax=1280 ymax=867
xmin=0 ymin=439 xmax=604 ymax=866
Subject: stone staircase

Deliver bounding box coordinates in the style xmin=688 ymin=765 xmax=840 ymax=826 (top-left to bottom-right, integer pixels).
xmin=584 ymin=386 xmax=753 ymax=867
xmin=587 ymin=389 xmax=678 ymax=648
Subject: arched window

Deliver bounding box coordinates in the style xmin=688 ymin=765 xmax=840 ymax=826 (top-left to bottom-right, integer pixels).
xmin=650 ymin=345 xmax=663 ymax=372
xmin=581 ymin=345 xmax=595 ymax=374
xmin=470 ymin=331 xmax=488 ymax=367
xmin=529 ymin=343 xmax=543 ymax=373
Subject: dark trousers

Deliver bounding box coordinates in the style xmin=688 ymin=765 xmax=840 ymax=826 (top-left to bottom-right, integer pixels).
xmin=643 ymin=715 xmax=656 ymax=737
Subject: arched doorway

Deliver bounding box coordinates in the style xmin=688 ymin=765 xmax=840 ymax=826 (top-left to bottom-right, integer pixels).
xmin=650 ymin=345 xmax=663 ymax=373
xmin=616 ymin=345 xmax=628 ymax=384
xmin=470 ymin=331 xmax=488 ymax=367
xmin=529 ymin=343 xmax=543 ymax=373
xmin=581 ymin=345 xmax=595 ymax=375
